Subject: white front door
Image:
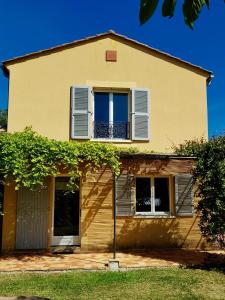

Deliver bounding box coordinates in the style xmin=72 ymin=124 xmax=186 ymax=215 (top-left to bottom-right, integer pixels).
xmin=52 ymin=177 xmax=80 ymax=246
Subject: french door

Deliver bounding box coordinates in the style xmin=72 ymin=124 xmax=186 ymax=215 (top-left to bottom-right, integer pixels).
xmin=52 ymin=177 xmax=80 ymax=246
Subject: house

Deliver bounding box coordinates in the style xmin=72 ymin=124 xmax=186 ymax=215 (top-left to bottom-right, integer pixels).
xmin=1 ymin=31 xmax=212 ymax=252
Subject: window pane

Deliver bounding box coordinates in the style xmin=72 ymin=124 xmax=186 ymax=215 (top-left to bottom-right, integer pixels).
xmin=154 ymin=178 xmax=169 ymax=212
xmin=113 ymin=93 xmax=128 ymax=139
xmin=94 ymin=92 xmax=109 ymax=138
xmin=113 ymin=93 xmax=128 ymax=122
xmin=54 ymin=177 xmax=79 ymax=236
xmin=94 ymin=92 xmax=109 ymax=122
xmin=136 ymin=178 xmax=151 ymax=212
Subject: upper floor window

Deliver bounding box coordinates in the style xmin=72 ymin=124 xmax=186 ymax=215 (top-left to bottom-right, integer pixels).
xmin=94 ymin=92 xmax=129 ymax=139
xmin=71 ymin=86 xmax=149 ymax=141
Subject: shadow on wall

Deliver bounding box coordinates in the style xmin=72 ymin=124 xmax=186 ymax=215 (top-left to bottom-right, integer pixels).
xmin=117 ymin=217 xmax=207 ymax=250
xmin=80 ymin=167 xmax=113 ymax=248
xmin=121 ymin=158 xmax=193 ymax=176
xmin=120 ymin=158 xmax=171 ymax=177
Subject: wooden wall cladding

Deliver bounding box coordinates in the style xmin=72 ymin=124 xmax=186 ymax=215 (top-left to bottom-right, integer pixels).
xmin=79 ymin=158 xmax=209 ymax=251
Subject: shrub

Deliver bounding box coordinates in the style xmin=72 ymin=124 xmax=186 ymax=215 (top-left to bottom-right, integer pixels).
xmin=174 ymin=134 xmax=225 ymax=248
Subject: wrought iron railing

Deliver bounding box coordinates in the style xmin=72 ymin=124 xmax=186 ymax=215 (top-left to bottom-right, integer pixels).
xmin=94 ymin=122 xmax=130 ymax=139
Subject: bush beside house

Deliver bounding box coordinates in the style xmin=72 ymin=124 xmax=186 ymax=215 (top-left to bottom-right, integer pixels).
xmin=174 ymin=134 xmax=225 ymax=248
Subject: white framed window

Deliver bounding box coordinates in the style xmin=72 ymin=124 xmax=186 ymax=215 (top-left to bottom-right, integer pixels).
xmin=135 ymin=177 xmax=170 ymax=215
xmin=93 ymin=91 xmax=130 ymax=140
xmin=71 ymin=86 xmax=150 ymax=141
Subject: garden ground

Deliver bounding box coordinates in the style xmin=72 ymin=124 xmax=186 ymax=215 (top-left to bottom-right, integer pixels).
xmin=0 ymin=268 xmax=225 ymax=299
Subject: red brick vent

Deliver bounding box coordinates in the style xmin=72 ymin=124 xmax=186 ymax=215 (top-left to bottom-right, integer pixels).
xmin=106 ymin=50 xmax=117 ymax=62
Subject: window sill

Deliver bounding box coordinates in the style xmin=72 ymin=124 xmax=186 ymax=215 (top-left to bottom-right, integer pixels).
xmin=134 ymin=214 xmax=175 ymax=219
xmin=91 ymin=139 xmax=133 ymax=143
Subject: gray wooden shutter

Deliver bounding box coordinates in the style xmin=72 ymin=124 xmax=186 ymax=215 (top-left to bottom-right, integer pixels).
xmin=71 ymin=86 xmax=91 ymax=139
xmin=116 ymin=174 xmax=134 ymax=216
xmin=175 ymin=174 xmax=194 ymax=216
xmin=16 ymin=187 xmax=48 ymax=249
xmin=132 ymin=89 xmax=149 ymax=140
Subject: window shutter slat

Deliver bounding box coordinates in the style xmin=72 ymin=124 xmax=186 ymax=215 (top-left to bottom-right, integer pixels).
xmin=132 ymin=89 xmax=150 ymax=140
xmin=175 ymin=174 xmax=194 ymax=216
xmin=116 ymin=174 xmax=134 ymax=216
xmin=71 ymin=86 xmax=91 ymax=139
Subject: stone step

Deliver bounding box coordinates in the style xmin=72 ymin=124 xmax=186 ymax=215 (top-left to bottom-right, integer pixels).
xmin=50 ymin=246 xmax=81 ymax=254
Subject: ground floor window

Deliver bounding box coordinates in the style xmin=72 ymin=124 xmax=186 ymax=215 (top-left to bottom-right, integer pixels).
xmin=136 ymin=177 xmax=170 ymax=215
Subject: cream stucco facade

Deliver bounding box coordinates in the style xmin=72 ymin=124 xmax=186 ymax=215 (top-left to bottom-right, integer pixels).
xmin=5 ymin=32 xmax=210 ymax=152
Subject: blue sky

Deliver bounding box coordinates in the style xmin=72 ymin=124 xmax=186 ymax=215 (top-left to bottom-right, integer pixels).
xmin=0 ymin=0 xmax=224 ymax=137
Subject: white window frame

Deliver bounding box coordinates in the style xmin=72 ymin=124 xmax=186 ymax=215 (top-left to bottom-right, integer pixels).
xmin=135 ymin=176 xmax=170 ymax=216
xmin=93 ymin=90 xmax=131 ymax=140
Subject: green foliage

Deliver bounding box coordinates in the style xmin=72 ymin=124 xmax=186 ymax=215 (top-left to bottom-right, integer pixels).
xmin=183 ymin=0 xmax=209 ymax=28
xmin=162 ymin=0 xmax=177 ymax=18
xmin=174 ymin=134 xmax=225 ymax=247
xmin=140 ymin=0 xmax=160 ymax=25
xmin=0 ymin=128 xmax=120 ymax=191
xmin=173 ymin=137 xmax=206 ymax=156
xmin=139 ymin=0 xmax=219 ymax=28
xmin=0 ymin=109 xmax=7 ymax=130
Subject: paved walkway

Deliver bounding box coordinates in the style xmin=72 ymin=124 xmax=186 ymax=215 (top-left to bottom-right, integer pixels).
xmin=0 ymin=249 xmax=224 ymax=272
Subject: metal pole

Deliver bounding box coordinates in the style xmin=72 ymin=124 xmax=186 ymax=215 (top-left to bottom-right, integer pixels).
xmin=113 ymin=173 xmax=117 ymax=259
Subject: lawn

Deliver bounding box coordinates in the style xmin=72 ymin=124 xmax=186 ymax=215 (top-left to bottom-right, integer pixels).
xmin=0 ymin=268 xmax=225 ymax=300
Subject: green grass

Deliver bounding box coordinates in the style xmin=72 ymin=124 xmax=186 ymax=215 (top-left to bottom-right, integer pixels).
xmin=0 ymin=268 xmax=225 ymax=300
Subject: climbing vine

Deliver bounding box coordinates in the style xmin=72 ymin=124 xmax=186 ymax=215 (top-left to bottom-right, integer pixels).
xmin=174 ymin=134 xmax=225 ymax=248
xmin=0 ymin=128 xmax=121 ymax=191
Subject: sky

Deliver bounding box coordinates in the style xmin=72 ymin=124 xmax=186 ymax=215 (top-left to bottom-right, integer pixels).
xmin=0 ymin=0 xmax=224 ymax=137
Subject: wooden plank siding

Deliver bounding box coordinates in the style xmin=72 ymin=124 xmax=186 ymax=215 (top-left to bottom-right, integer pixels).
xmin=80 ymin=167 xmax=114 ymax=251
xmin=1 ymin=158 xmax=210 ymax=251
xmin=79 ymin=158 xmax=207 ymax=251
xmin=2 ymin=183 xmax=17 ymax=251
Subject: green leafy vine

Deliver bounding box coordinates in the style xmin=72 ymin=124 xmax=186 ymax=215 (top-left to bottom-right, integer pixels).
xmin=0 ymin=128 xmax=121 ymax=191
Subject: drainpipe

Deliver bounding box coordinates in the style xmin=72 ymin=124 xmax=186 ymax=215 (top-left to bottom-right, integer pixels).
xmin=113 ymin=173 xmax=117 ymax=259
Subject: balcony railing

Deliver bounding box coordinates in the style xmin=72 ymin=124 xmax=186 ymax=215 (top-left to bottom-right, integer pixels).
xmin=94 ymin=121 xmax=130 ymax=139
